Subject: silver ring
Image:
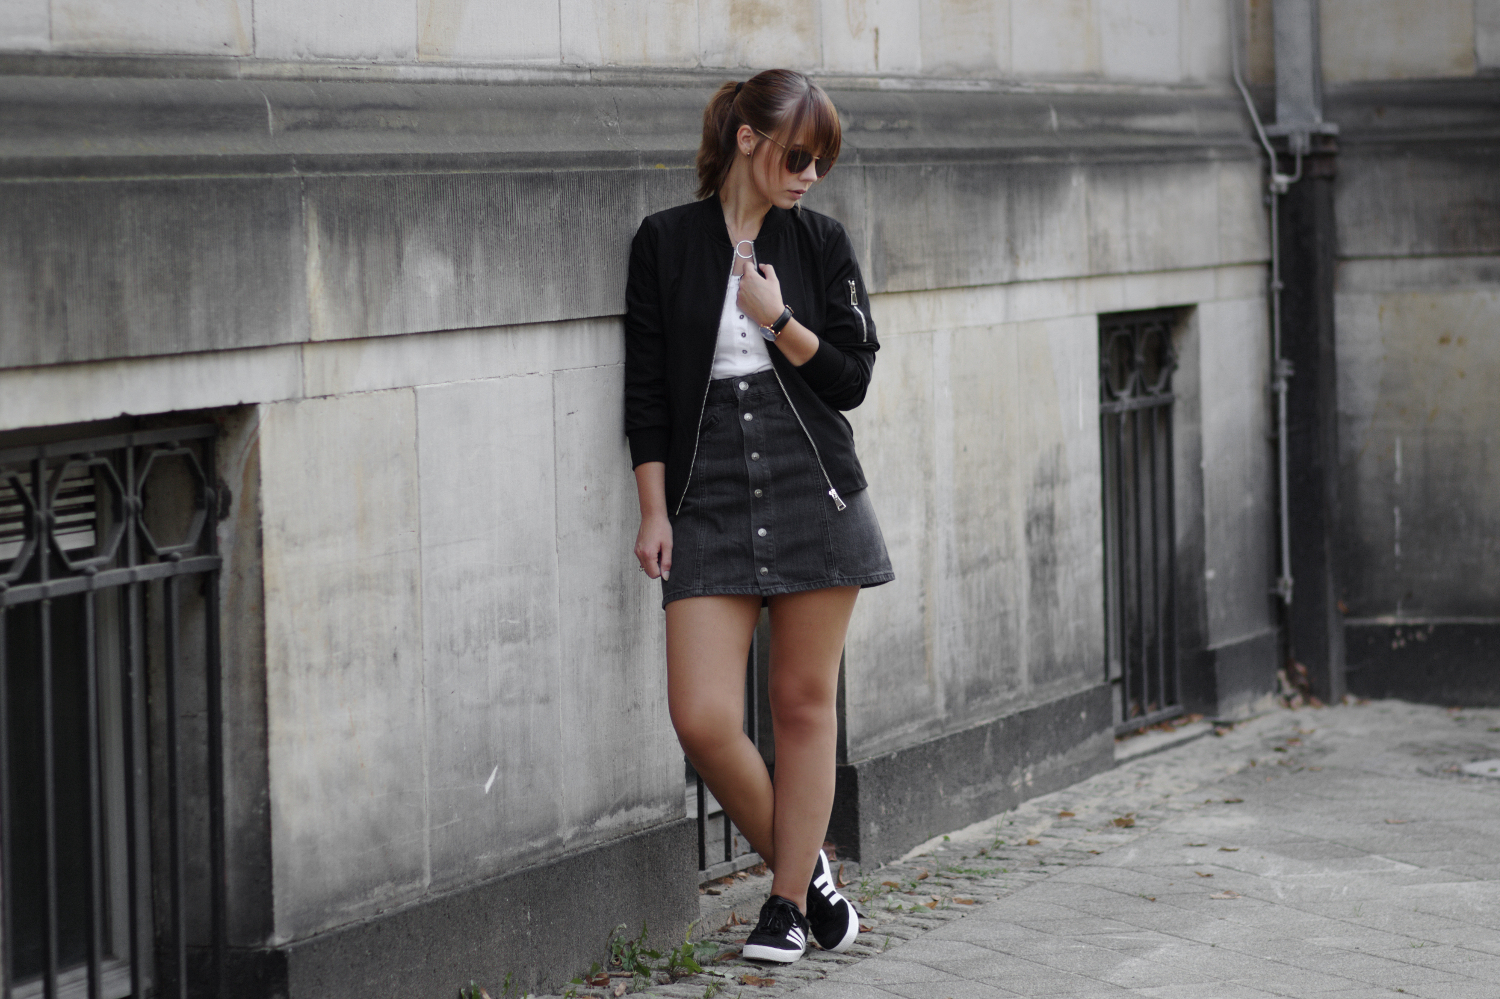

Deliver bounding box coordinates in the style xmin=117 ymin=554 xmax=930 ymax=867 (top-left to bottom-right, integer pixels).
xmin=734 ymin=239 xmax=755 ymax=260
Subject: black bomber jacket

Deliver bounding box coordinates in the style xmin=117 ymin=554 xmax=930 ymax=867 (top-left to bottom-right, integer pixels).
xmin=624 ymin=195 xmax=880 ymax=515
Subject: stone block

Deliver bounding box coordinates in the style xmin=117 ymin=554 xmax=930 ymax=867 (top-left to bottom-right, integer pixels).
xmin=1085 ymin=162 xmax=1220 ymax=276
xmin=416 ymin=0 xmax=560 ymax=62
xmin=0 ymin=345 xmax=303 ymax=434
xmin=259 ymin=391 xmax=427 ymax=938
xmin=1333 ymin=282 xmax=1500 ymax=616
xmin=300 ymin=318 xmax=623 ymax=398
xmin=1336 ymin=152 xmax=1500 ymax=258
xmin=819 ymin=0 xmax=923 ymax=74
xmin=1480 ymin=0 xmax=1500 ymax=70
xmin=302 ymin=168 xmax=682 ymax=342
xmin=1320 ymin=0 xmax=1475 ymax=82
xmin=415 ymin=375 xmax=568 ymax=889
xmin=558 ymin=0 xmax=698 ymax=67
xmin=843 ymin=331 xmax=939 ymax=761
xmin=1180 ymin=0 xmax=1231 ymax=81
xmin=918 ymin=0 xmax=1010 ymax=76
xmin=255 ymin=0 xmax=416 ymax=61
xmin=1011 ymin=0 xmax=1100 ymax=77
xmin=1016 ymin=315 xmax=1105 ymax=689
xmin=1099 ymin=0 xmax=1181 ymax=82
xmin=698 ymin=0 xmax=821 ymax=70
xmin=1217 ymin=159 xmax=1270 ymax=268
xmin=0 ymin=0 xmax=50 ymax=50
xmin=50 ymin=0 xmax=251 ymax=54
xmin=551 ymin=365 xmax=681 ymax=836
xmin=1196 ymin=298 xmax=1274 ymax=646
xmin=864 ymin=161 xmax=1089 ymax=294
xmin=0 ymin=177 xmax=308 ymax=368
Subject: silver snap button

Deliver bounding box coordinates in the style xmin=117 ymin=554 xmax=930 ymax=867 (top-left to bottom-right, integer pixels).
xmin=743 ymin=413 xmax=753 ymax=421
xmin=750 ymin=452 xmax=760 ymax=460
xmin=759 ymin=567 xmax=769 ymax=575
xmin=757 ymin=528 xmax=767 ymax=537
xmin=753 ymin=489 xmax=763 ymax=497
xmin=738 ymin=381 xmax=749 ymax=390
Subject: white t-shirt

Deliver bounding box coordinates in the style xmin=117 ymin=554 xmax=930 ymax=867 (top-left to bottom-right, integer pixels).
xmin=710 ymin=274 xmax=774 ymax=379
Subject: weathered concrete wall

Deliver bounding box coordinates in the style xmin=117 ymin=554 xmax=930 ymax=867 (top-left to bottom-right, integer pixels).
xmin=0 ymin=0 xmax=1233 ymax=82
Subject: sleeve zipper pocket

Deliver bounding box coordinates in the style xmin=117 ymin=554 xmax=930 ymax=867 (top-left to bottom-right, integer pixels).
xmin=847 ymin=279 xmax=868 ymax=342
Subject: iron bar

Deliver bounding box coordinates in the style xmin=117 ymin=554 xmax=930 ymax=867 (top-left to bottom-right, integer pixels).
xmin=1148 ymin=406 xmax=1164 ymax=716
xmin=83 ymin=583 xmax=104 ymax=999
xmin=1165 ymin=410 xmax=1181 ymax=707
xmin=0 ymin=605 xmax=11 ymax=999
xmin=1099 ymin=393 xmax=1176 ymax=414
xmin=38 ymin=450 xmax=59 ymax=999
xmin=695 ymin=776 xmax=707 ymax=873
xmin=162 ymin=574 xmax=187 ymax=999
xmin=0 ymin=555 xmax=221 ymax=607
xmin=1113 ymin=409 xmax=1134 ymax=719
xmin=121 ymin=446 xmax=144 ymax=999
xmin=1130 ymin=407 xmax=1147 ymax=718
xmin=0 ymin=425 xmax=216 ymax=470
xmin=1112 ymin=704 xmax=1184 ymax=737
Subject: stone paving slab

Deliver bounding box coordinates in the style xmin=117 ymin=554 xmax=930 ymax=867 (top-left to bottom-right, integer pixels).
xmin=543 ymin=701 xmax=1500 ymax=999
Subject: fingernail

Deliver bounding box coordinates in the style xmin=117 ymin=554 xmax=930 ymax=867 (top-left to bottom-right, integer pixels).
xmin=662 ymin=570 xmax=670 ymax=581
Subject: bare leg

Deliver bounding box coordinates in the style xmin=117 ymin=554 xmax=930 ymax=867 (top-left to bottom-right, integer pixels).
xmin=666 ymin=595 xmax=778 ymax=866
xmin=765 ymin=586 xmax=859 ymax=912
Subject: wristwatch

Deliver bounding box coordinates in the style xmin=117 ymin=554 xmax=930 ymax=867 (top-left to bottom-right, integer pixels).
xmin=760 ymin=305 xmax=794 ymax=342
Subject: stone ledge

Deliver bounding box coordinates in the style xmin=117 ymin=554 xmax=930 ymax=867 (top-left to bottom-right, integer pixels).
xmin=206 ymin=817 xmax=699 ymax=999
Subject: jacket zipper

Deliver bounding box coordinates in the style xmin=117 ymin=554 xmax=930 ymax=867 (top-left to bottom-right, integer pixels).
xmin=847 ymin=279 xmax=868 ymax=342
xmin=769 ymin=365 xmax=847 ymax=511
xmin=678 ymin=255 xmax=849 ymax=516
xmin=674 ymin=376 xmax=713 ymax=516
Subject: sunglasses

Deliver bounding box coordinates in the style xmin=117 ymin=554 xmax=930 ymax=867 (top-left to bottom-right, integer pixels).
xmin=754 ymin=128 xmax=834 ymax=179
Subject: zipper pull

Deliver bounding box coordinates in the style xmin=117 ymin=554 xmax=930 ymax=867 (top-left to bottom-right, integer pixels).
xmin=848 ymin=278 xmax=858 ymax=305
xmin=828 ymin=487 xmax=847 ymax=511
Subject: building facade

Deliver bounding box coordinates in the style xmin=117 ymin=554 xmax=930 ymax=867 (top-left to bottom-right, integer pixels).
xmin=0 ymin=2 xmax=1494 ymax=997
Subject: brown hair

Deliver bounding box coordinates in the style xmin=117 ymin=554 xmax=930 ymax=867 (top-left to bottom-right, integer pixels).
xmin=695 ymin=69 xmax=843 ymax=200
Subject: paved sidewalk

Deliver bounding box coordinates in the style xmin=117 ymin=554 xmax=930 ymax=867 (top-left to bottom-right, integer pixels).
xmin=556 ymin=701 xmax=1500 ymax=999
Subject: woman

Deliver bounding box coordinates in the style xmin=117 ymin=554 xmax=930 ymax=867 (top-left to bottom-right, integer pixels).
xmin=625 ymin=69 xmax=893 ymax=964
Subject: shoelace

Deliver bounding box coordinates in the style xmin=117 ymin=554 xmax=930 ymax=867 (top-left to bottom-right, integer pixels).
xmin=757 ymin=897 xmax=801 ymax=935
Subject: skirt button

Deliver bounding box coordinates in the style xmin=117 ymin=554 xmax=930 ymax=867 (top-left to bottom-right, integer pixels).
xmin=757 ymin=528 xmax=767 ymax=537
xmin=760 ymin=567 xmax=769 ymax=575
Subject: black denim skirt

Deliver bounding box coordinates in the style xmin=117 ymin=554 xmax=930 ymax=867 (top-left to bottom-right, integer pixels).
xmin=662 ymin=369 xmax=894 ymax=607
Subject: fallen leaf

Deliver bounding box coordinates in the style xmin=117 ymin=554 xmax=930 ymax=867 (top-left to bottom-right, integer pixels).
xmin=1026 ymin=837 xmax=1042 ymax=845
xmin=1385 ymin=819 xmax=1409 ymax=825
xmin=1142 ymin=895 xmax=1156 ymax=902
xmin=916 ymin=870 xmax=930 ymax=880
xmin=713 ymin=951 xmax=741 ymax=963
xmin=1219 ymin=847 xmax=1239 ymax=852
xmin=923 ymin=899 xmax=938 ymax=909
xmin=739 ymin=975 xmax=775 ymax=987
xmin=1088 ymin=850 xmax=1102 ymax=855
xmin=1209 ymin=890 xmax=1241 ymax=899
xmin=1222 ymin=798 xmax=1244 ymax=804
xmin=1112 ymin=817 xmax=1135 ymax=829
xmin=1187 ymin=843 xmax=1207 ymax=847
xmin=837 ymin=863 xmax=848 ymax=887
xmin=881 ymin=881 xmax=902 ymax=888
xmin=954 ymin=897 xmax=977 ymax=905
xmin=586 ymin=973 xmax=611 ymax=987
xmin=1195 ymin=871 xmax=1214 ymax=878
xmin=1057 ymin=811 xmax=1076 ymax=818
xmin=704 ymin=888 xmax=722 ymax=895
xmin=858 ymin=923 xmax=875 ymax=933
xmin=612 ymin=983 xmax=627 ymax=997
xmin=1309 ymin=766 xmax=1323 ymax=771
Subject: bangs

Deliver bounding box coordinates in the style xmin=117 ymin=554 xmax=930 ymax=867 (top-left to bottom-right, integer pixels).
xmin=778 ymin=84 xmax=842 ymax=164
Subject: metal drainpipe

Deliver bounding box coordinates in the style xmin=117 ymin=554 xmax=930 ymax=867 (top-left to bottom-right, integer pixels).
xmin=1228 ymin=1 xmax=1299 ymax=607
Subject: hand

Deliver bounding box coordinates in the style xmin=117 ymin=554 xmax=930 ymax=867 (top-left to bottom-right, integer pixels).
xmin=737 ymin=262 xmax=784 ymax=329
xmin=635 ymin=514 xmax=673 ymax=580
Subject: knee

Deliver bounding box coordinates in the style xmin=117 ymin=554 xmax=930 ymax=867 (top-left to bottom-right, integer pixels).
xmin=768 ymin=678 xmax=836 ymax=737
xmin=669 ymin=696 xmax=743 ymax=759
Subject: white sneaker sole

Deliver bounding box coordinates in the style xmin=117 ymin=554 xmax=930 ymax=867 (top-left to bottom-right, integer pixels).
xmin=742 ymin=942 xmax=806 ymax=963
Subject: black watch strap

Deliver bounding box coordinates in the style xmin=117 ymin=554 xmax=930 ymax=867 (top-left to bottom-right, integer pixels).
xmin=770 ymin=304 xmax=794 ymax=334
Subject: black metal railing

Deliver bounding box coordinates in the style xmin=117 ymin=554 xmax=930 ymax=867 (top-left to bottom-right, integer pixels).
xmin=1100 ymin=312 xmax=1181 ymax=733
xmin=1 ymin=424 xmax=224 ymax=999
xmin=692 ymin=615 xmax=770 ymax=881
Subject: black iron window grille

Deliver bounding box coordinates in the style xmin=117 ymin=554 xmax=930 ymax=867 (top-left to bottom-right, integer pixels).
xmin=1099 ymin=312 xmax=1181 ymax=733
xmin=691 ymin=619 xmax=770 ymax=881
xmin=1 ymin=424 xmax=224 ymax=999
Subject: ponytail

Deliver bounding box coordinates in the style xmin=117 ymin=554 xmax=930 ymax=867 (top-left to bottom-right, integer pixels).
xmin=694 ymin=69 xmax=843 ymax=200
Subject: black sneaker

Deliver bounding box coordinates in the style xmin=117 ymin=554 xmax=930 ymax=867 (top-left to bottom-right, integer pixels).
xmin=742 ymin=895 xmax=810 ymax=963
xmin=805 ymin=849 xmax=859 ymax=952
